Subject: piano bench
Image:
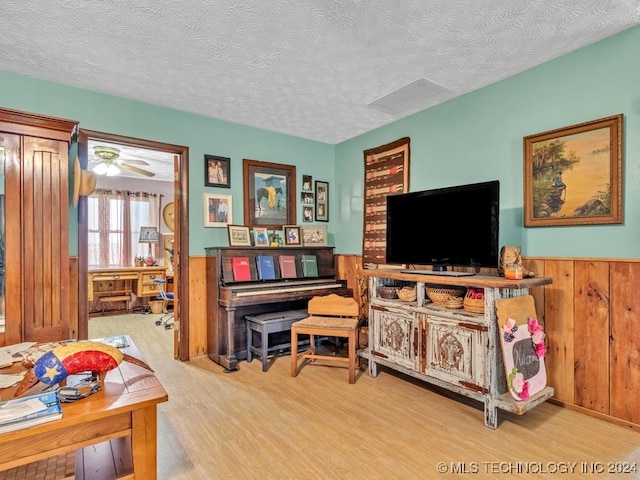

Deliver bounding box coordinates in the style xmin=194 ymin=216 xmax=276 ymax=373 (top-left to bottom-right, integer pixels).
xmin=245 ymin=309 xmax=309 ymax=372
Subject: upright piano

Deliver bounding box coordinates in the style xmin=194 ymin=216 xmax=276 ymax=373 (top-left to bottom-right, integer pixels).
xmin=205 ymin=246 xmax=349 ymax=371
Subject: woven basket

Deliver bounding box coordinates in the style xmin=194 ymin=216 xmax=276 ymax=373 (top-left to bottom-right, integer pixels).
xmin=463 ymin=295 xmax=485 ymax=314
xmin=442 ymin=296 xmax=464 ymax=309
xmin=397 ymin=286 xmax=417 ymax=302
xmin=425 ymin=286 xmax=467 ymax=305
xmin=377 ymin=285 xmax=399 ymax=299
xmin=463 ymin=288 xmax=485 ymax=313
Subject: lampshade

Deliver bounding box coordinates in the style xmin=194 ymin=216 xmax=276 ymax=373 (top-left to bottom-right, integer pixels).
xmin=139 ymin=226 xmax=159 ymax=243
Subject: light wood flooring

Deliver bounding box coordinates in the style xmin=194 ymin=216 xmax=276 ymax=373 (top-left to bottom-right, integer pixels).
xmin=88 ymin=313 xmax=640 ymax=480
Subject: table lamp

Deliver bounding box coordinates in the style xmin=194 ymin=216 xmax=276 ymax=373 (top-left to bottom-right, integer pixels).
xmin=138 ymin=226 xmax=159 ymax=264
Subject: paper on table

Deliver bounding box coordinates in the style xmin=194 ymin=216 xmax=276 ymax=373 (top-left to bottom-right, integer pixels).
xmin=4 ymin=342 xmax=37 ymax=357
xmin=0 ymin=372 xmax=26 ymax=389
xmin=0 ymin=398 xmax=47 ymax=424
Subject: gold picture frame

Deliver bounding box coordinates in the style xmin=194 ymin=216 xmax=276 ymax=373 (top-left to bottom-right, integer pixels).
xmin=524 ymin=114 xmax=623 ymax=227
xmin=227 ymin=225 xmax=252 ymax=247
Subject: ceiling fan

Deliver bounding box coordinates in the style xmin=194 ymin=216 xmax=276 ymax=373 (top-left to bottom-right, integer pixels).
xmin=92 ymin=145 xmax=155 ymax=177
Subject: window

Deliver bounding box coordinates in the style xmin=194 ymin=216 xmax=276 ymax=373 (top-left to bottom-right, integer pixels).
xmin=88 ymin=189 xmax=160 ymax=268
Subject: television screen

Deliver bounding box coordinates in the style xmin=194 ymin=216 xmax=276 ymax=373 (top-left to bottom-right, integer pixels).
xmin=385 ymin=180 xmax=499 ymax=271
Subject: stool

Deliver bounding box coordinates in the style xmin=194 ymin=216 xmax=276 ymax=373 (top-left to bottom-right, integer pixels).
xmin=245 ymin=309 xmax=308 ymax=372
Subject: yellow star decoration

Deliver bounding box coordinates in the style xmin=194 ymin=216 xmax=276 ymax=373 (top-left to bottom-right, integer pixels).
xmin=42 ymin=364 xmax=61 ymax=382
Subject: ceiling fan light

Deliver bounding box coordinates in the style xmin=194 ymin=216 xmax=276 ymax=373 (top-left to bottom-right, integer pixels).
xmin=106 ymin=164 xmax=120 ymax=176
xmin=93 ymin=163 xmax=108 ymax=175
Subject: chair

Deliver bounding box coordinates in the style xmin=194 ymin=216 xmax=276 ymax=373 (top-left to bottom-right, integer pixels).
xmin=153 ymin=278 xmax=175 ymax=329
xmin=290 ymin=294 xmax=360 ymax=384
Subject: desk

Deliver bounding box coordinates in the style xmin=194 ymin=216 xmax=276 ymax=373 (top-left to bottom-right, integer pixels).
xmin=0 ymin=338 xmax=168 ymax=479
xmin=88 ymin=267 xmax=166 ymax=306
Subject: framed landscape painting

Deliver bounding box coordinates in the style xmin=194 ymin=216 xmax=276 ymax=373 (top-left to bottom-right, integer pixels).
xmin=523 ymin=114 xmax=623 ymax=227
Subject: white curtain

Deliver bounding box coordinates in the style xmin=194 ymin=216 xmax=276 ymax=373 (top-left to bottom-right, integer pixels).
xmin=88 ymin=189 xmax=160 ymax=268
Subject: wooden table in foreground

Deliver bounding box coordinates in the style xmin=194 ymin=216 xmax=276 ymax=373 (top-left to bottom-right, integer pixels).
xmin=0 ymin=337 xmax=168 ymax=479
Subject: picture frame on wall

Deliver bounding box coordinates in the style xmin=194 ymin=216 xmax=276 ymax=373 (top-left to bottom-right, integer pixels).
xmin=523 ymin=114 xmax=623 ymax=227
xmin=315 ymin=180 xmax=329 ymax=222
xmin=252 ymin=227 xmax=269 ymax=247
xmin=283 ymin=225 xmax=301 ymax=246
xmin=302 ymin=175 xmax=312 ymax=191
xmin=227 ymin=225 xmax=252 ymax=247
xmin=301 ymin=225 xmax=328 ymax=246
xmin=204 ymin=193 xmax=232 ymax=227
xmin=204 ymin=155 xmax=231 ymax=188
xmin=243 ymin=159 xmax=296 ymax=229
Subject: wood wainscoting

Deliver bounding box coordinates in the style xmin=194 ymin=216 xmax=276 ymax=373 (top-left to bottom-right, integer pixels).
xmin=80 ymin=254 xmax=640 ymax=430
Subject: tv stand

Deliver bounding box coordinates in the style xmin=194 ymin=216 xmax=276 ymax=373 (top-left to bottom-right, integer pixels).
xmin=358 ymin=268 xmax=555 ymax=428
xmin=402 ymin=269 xmax=476 ymax=277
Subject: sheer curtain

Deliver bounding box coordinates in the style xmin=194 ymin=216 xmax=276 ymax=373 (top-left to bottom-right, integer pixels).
xmin=88 ymin=189 xmax=160 ymax=268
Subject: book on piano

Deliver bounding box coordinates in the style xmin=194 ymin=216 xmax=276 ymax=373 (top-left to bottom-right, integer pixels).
xmin=231 ymin=257 xmax=252 ymax=281
xmin=278 ymin=255 xmax=298 ymax=279
xmin=301 ymin=254 xmax=318 ymax=277
xmin=256 ymin=255 xmax=276 ymax=280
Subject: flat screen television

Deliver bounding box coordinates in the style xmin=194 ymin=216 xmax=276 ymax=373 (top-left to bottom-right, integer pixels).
xmin=385 ymin=180 xmax=499 ymax=275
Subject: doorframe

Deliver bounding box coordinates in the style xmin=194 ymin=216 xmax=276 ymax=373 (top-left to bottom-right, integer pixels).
xmin=77 ymin=129 xmax=190 ymax=361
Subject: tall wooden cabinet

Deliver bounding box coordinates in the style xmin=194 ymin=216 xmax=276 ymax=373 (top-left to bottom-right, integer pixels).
xmin=359 ymin=269 xmax=555 ymax=429
xmin=0 ymin=108 xmax=78 ymax=346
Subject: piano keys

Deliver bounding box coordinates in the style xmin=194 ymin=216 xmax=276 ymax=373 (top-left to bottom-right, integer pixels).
xmin=205 ymin=246 xmax=349 ymax=371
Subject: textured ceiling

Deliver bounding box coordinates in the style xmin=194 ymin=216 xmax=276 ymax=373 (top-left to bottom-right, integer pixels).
xmin=2 ymin=1 xmax=640 ymax=147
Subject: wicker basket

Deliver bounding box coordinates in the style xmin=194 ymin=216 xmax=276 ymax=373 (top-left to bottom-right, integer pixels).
xmin=397 ymin=286 xmax=417 ymax=302
xmin=377 ymin=285 xmax=399 ymax=299
xmin=425 ymin=286 xmax=467 ymax=305
xmin=463 ymin=288 xmax=485 ymax=314
xmin=463 ymin=296 xmax=485 ymax=314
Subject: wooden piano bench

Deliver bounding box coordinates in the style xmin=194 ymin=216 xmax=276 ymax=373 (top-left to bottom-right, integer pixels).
xmin=245 ymin=309 xmax=309 ymax=372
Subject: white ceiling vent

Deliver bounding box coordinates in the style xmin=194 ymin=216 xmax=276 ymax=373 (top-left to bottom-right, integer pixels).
xmin=367 ymin=78 xmax=453 ymax=118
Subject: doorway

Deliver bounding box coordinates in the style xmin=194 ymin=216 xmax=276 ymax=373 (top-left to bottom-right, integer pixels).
xmin=77 ymin=129 xmax=189 ymax=360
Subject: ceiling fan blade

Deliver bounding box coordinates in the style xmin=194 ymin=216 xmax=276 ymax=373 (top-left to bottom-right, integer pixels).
xmin=120 ymin=158 xmax=150 ymax=166
xmin=120 ymin=163 xmax=156 ymax=177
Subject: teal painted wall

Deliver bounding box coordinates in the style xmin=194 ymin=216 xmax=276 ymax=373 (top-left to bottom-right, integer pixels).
xmin=0 ymin=71 xmax=334 ymax=255
xmin=334 ymin=26 xmax=640 ymax=259
xmin=1 ymin=25 xmax=638 ymax=259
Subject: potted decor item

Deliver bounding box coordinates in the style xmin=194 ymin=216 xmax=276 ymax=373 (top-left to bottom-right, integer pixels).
xmin=134 ymin=256 xmax=145 ymax=267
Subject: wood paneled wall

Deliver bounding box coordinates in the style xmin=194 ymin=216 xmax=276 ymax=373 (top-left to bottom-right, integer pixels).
xmin=80 ymin=254 xmax=640 ymax=430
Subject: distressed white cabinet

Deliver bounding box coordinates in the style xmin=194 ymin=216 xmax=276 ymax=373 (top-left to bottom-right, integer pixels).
xmin=360 ymin=269 xmax=555 ymax=429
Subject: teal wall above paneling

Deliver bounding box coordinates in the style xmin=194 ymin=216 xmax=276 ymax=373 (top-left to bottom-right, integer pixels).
xmin=0 ymin=25 xmax=638 ymax=261
xmin=0 ymin=71 xmax=334 ymax=255
xmin=334 ymin=26 xmax=640 ymax=260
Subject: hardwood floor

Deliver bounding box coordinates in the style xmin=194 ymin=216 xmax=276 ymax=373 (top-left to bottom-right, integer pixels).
xmin=89 ymin=313 xmax=640 ymax=480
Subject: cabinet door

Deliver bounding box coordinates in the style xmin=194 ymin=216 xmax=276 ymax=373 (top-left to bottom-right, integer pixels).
xmin=426 ymin=316 xmax=486 ymax=391
xmin=371 ymin=306 xmax=419 ymax=371
xmin=21 ymin=136 xmax=70 ymax=342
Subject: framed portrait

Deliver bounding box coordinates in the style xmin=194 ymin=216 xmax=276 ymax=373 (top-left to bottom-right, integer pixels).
xmin=302 ymin=225 xmax=328 ymax=246
xmin=243 ymin=159 xmax=296 ymax=229
xmin=227 ymin=225 xmax=252 ymax=247
xmin=523 ymin=114 xmax=623 ymax=227
xmin=302 ymin=206 xmax=314 ymax=223
xmin=204 ymin=193 xmax=232 ymax=227
xmin=205 ymin=155 xmax=231 ymax=188
xmin=252 ymin=227 xmax=269 ymax=247
xmin=162 ymin=233 xmax=175 ymax=273
xmin=302 ymin=174 xmax=313 ymax=191
xmin=283 ymin=225 xmax=302 ymax=246
xmin=315 ymin=180 xmax=329 ymax=222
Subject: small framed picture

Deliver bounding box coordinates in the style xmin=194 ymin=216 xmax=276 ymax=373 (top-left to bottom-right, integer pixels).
xmin=302 ymin=175 xmax=313 ymax=191
xmin=302 ymin=225 xmax=328 ymax=246
xmin=283 ymin=225 xmax=301 ymax=246
xmin=253 ymin=227 xmax=269 ymax=247
xmin=204 ymin=193 xmax=232 ymax=227
xmin=315 ymin=180 xmax=329 ymax=222
xmin=227 ymin=225 xmax=252 ymax=247
xmin=205 ymin=155 xmax=231 ymax=188
xmin=302 ymin=206 xmax=314 ymax=222
xmin=301 ymin=191 xmax=314 ymax=204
